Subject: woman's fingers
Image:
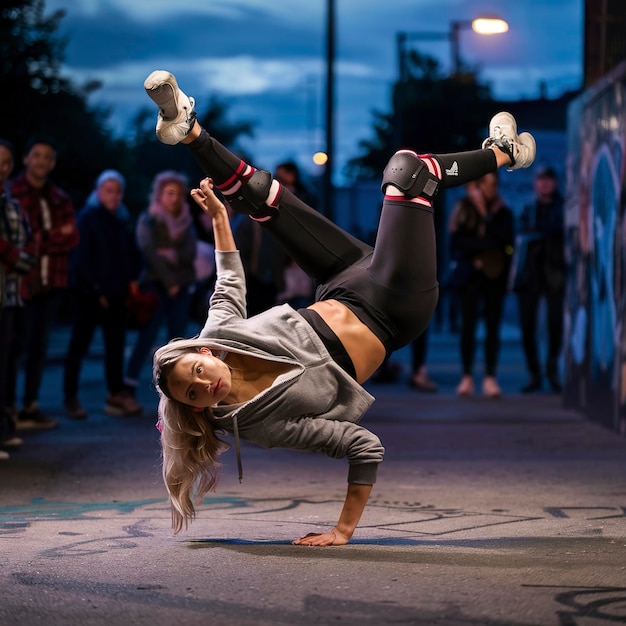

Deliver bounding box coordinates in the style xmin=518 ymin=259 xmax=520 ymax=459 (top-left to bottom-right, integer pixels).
xmin=292 ymin=532 xmax=338 ymax=547
xmin=190 ymin=188 xmax=206 ymax=209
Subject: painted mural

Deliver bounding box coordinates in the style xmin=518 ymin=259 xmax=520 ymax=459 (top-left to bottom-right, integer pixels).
xmin=563 ymin=61 xmax=626 ymax=436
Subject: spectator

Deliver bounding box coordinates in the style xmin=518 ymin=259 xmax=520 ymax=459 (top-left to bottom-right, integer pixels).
xmin=125 ymin=171 xmax=198 ymax=396
xmin=8 ymin=136 xmax=79 ymax=430
xmin=232 ymin=214 xmax=287 ymax=316
xmin=274 ymin=161 xmax=315 ymax=308
xmin=514 ymin=165 xmax=565 ymax=393
xmin=449 ymin=173 xmax=515 ymax=398
xmin=63 ymin=170 xmax=142 ymax=418
xmin=275 ymin=160 xmax=319 ymax=209
xmin=408 ymin=328 xmax=438 ymax=392
xmin=0 ymin=138 xmax=37 ymax=457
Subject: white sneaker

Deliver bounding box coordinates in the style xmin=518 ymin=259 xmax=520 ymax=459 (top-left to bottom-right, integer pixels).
xmin=482 ymin=112 xmax=536 ymax=171
xmin=144 ymin=70 xmax=196 ymax=145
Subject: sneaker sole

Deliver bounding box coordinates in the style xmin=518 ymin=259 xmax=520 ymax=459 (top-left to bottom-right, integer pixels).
xmin=144 ymin=70 xmax=179 ymax=120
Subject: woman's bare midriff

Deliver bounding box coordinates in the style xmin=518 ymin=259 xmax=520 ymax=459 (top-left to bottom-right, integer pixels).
xmin=307 ymin=300 xmax=386 ymax=383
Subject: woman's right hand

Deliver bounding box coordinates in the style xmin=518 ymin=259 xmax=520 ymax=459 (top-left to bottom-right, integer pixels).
xmin=190 ymin=178 xmax=228 ymax=219
xmin=192 ymin=178 xmax=237 ymax=252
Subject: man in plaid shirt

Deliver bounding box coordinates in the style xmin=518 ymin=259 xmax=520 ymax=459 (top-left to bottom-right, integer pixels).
xmin=0 ymin=138 xmax=37 ymax=457
xmin=9 ymin=136 xmax=79 ymax=429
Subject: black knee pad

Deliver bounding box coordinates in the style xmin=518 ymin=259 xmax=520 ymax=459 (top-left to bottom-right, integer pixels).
xmin=227 ymin=169 xmax=273 ymax=215
xmin=381 ymin=152 xmax=440 ymax=201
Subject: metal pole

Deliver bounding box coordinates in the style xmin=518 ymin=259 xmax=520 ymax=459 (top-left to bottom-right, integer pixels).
xmin=396 ymin=32 xmax=407 ymax=82
xmin=323 ymin=0 xmax=335 ymax=221
xmin=450 ymin=21 xmax=461 ymax=74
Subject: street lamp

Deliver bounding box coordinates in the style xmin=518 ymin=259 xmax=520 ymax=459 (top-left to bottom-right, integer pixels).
xmin=397 ymin=16 xmax=509 ymax=81
xmin=323 ymin=0 xmax=336 ymax=221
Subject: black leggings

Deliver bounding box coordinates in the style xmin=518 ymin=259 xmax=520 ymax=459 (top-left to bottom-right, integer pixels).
xmin=188 ymin=130 xmax=497 ymax=353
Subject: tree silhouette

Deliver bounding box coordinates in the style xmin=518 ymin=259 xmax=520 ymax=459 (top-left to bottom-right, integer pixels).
xmin=0 ymin=0 xmax=126 ymax=203
xmin=0 ymin=0 xmax=255 ymax=214
xmin=345 ymin=51 xmax=494 ymax=181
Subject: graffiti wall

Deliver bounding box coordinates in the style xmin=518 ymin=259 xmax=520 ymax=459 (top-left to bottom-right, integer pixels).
xmin=563 ymin=60 xmax=626 ymax=436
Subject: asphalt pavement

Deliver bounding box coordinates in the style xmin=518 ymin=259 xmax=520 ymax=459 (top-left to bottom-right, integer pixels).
xmin=1 ymin=320 xmax=626 ymax=626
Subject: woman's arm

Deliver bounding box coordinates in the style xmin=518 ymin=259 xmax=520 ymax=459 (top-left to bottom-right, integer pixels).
xmin=191 ymin=178 xmax=248 ymax=326
xmin=292 ymin=483 xmax=373 ymax=546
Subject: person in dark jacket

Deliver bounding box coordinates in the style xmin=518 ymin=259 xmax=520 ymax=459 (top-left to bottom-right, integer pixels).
xmin=124 ymin=170 xmax=198 ymax=396
xmin=63 ymin=170 xmax=143 ymax=418
xmin=144 ymin=71 xmax=536 ymax=546
xmin=449 ymin=173 xmax=515 ymax=398
xmin=514 ymin=165 xmax=565 ymax=393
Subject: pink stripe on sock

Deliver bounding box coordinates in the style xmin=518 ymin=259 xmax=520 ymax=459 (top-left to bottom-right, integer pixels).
xmin=218 ymin=162 xmax=255 ymax=195
xmin=417 ymin=154 xmax=442 ymax=179
xmin=384 ymin=194 xmax=432 ymax=206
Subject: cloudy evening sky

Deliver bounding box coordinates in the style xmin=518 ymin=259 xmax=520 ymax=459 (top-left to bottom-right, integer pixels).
xmin=47 ymin=0 xmax=584 ymax=183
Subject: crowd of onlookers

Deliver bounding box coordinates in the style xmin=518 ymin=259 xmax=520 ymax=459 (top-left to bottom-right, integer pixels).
xmin=0 ymin=131 xmax=565 ymax=460
xmin=0 ymin=132 xmax=316 ymax=460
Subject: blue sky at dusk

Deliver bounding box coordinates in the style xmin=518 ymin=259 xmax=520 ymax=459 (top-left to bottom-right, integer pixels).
xmin=47 ymin=0 xmax=584 ymax=183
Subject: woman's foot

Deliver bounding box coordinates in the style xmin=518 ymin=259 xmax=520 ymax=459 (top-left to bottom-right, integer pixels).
xmin=456 ymin=375 xmax=474 ymax=397
xmin=482 ymin=376 xmax=502 ymax=399
xmin=409 ymin=367 xmax=438 ymax=393
xmin=144 ymin=70 xmax=197 ymax=145
xmin=482 ymin=112 xmax=536 ymax=170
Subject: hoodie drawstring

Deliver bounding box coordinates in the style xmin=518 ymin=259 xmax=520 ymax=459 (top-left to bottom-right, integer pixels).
xmin=232 ymin=415 xmax=243 ymax=483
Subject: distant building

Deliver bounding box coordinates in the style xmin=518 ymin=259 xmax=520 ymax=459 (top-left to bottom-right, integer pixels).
xmin=584 ymin=0 xmax=626 ymax=87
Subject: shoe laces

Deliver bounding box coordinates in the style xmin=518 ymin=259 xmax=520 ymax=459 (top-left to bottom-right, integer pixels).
xmin=491 ymin=125 xmax=516 ymax=166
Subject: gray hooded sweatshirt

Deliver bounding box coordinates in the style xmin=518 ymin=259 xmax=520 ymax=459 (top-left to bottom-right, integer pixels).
xmin=200 ymin=250 xmax=384 ymax=485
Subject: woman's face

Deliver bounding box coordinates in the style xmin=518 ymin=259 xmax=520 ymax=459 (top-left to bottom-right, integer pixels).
xmin=160 ymin=182 xmax=185 ymax=215
xmin=98 ymin=179 xmax=123 ymax=211
xmin=478 ymin=173 xmax=499 ymax=203
xmin=169 ymin=347 xmax=232 ymax=408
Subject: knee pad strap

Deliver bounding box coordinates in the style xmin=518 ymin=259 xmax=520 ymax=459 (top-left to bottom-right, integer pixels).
xmin=227 ymin=169 xmax=274 ymax=216
xmin=381 ymin=152 xmax=440 ymax=201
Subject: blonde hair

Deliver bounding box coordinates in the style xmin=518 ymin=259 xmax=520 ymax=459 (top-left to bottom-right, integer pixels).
xmin=153 ymin=338 xmax=230 ymax=533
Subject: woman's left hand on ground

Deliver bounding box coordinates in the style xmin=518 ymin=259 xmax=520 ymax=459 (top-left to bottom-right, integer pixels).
xmin=292 ymin=528 xmax=348 ymax=547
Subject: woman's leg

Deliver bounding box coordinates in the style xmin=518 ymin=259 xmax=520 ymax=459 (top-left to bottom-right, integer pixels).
xmin=144 ymin=71 xmax=371 ymax=284
xmin=101 ymin=297 xmax=127 ymax=396
xmin=460 ymin=282 xmax=479 ymax=375
xmin=483 ymin=281 xmax=506 ymax=377
xmin=365 ymin=104 xmax=537 ymax=340
xmin=518 ymin=289 xmax=541 ymax=380
xmin=186 ymin=129 xmax=371 ymax=284
xmin=126 ymin=295 xmax=166 ymax=385
xmin=63 ymin=295 xmax=98 ymax=401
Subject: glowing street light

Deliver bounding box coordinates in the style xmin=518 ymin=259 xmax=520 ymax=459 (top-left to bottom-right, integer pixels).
xmin=472 ymin=17 xmax=509 ymax=35
xmin=397 ymin=15 xmax=510 ymax=80
xmin=313 ymin=151 xmax=328 ymax=166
